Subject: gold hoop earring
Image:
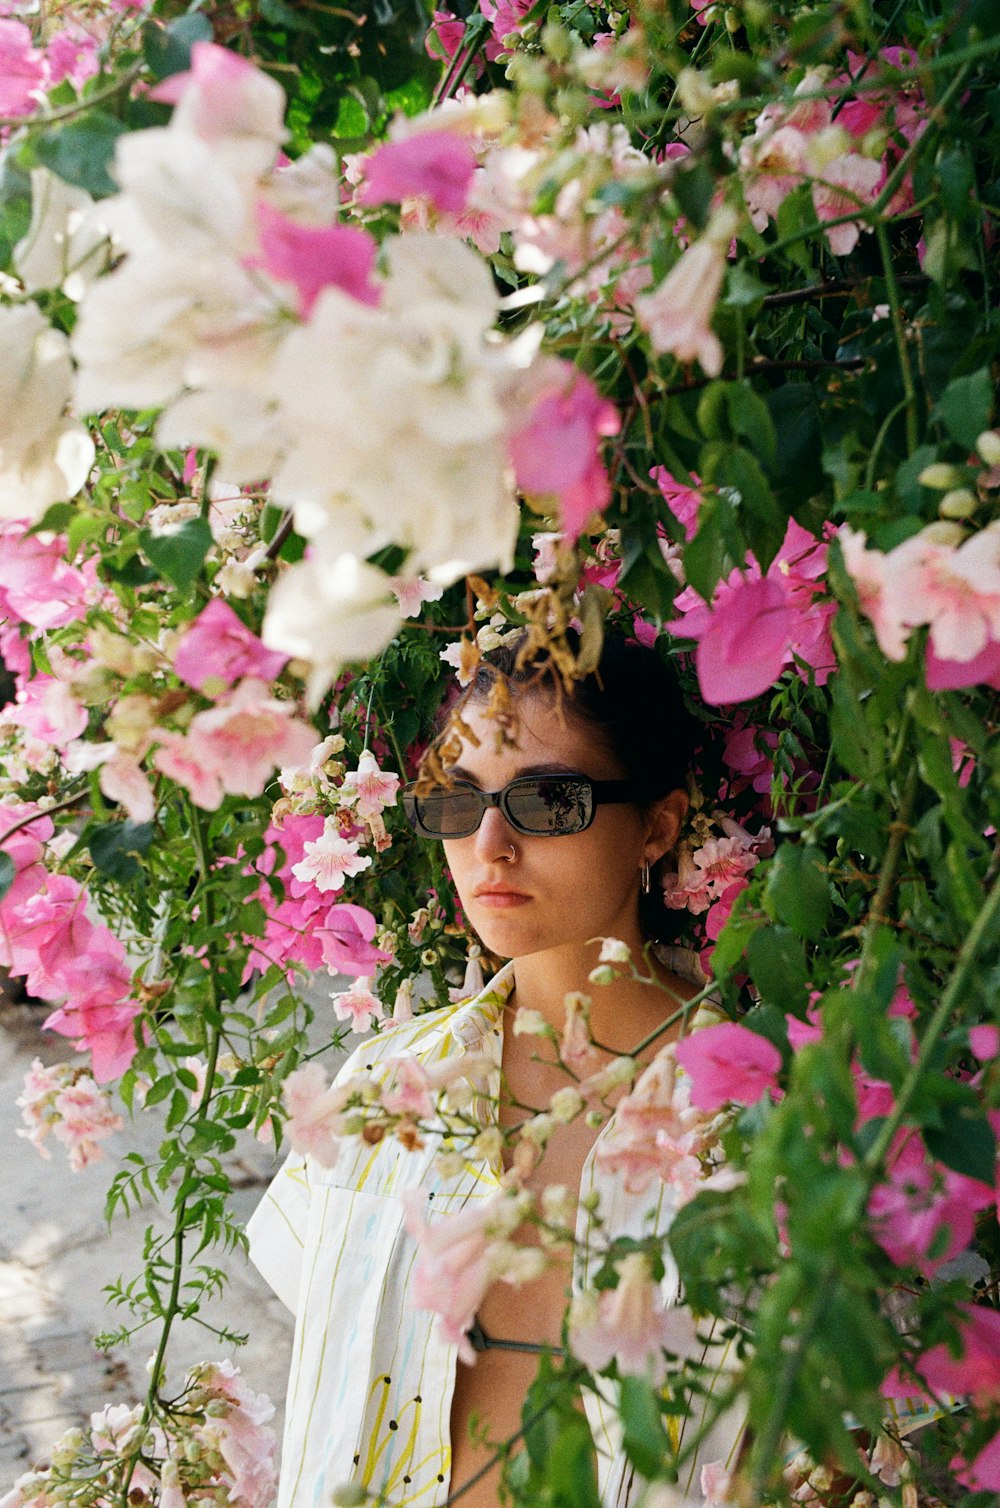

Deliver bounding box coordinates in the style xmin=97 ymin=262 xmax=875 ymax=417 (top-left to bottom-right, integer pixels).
xmin=641 ymin=860 xmax=651 ymax=894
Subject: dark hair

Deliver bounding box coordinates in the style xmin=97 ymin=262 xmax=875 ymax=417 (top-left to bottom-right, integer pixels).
xmin=470 ymin=629 xmax=700 ymax=943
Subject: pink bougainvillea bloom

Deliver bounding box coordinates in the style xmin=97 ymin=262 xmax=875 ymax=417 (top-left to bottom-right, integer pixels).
xmin=0 ymin=19 xmax=44 ymax=115
xmin=249 ymin=201 xmax=381 ymax=318
xmin=838 ymin=526 xmax=910 ymax=660
xmin=634 ymin=236 xmax=726 ymax=376
xmin=690 ymin=575 xmax=797 ymax=705
xmin=174 ymin=600 xmax=288 ymax=694
xmin=675 ymin=1023 xmax=782 ymax=1111
xmin=917 ymin=1303 xmax=1000 ymax=1402
xmin=1 ymin=675 xmax=88 ymax=746
xmin=2 ymin=873 xmax=92 ymax=994
xmin=315 ymin=903 xmax=391 ymax=976
xmin=478 ymin=0 xmax=535 ymax=56
xmin=507 ymin=365 xmax=620 ymax=540
xmin=868 ymin=1131 xmax=994 ymax=1275
xmin=0 ymin=800 xmax=52 ymax=915
xmin=291 ymin=826 xmax=372 ymax=894
xmin=330 ymin=977 xmax=383 ymax=1032
xmin=185 ymin=678 xmax=317 ymax=800
xmin=45 ymin=28 xmax=100 ymax=90
xmin=954 ymin=1431 xmax=1000 ymax=1492
xmin=970 ymin=1024 xmax=1000 ymax=1061
xmin=651 ymin=467 xmax=701 ymax=541
xmin=360 ymin=130 xmax=478 ymax=214
xmin=282 ymin=1061 xmax=349 ymax=1168
xmin=339 ymin=750 xmax=400 ymax=818
xmin=98 ymin=754 xmax=156 ymax=824
xmin=926 ymin=636 xmax=1000 ymax=691
xmin=896 ymin=527 xmax=1000 ymax=664
xmin=45 ymin=992 xmax=143 ymax=1083
xmin=568 ymin=1251 xmax=696 ymax=1384
xmin=0 ymin=522 xmax=95 ymax=630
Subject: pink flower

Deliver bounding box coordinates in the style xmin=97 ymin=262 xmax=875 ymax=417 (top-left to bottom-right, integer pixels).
xmin=0 ymin=800 xmax=52 ymax=915
xmin=674 ymin=1023 xmax=782 ymax=1111
xmin=634 ymin=234 xmax=727 ymax=376
xmin=561 ymin=992 xmax=602 ymax=1078
xmin=689 ymin=575 xmax=797 ymax=705
xmin=191 ymin=1360 xmax=278 ymax=1508
xmin=917 ymin=1304 xmax=1000 ymax=1403
xmin=339 ymin=750 xmax=400 ymax=818
xmin=701 ymin=1461 xmax=733 ymax=1508
xmin=970 ymin=1024 xmax=1000 ymax=1061
xmin=44 ymin=994 xmax=142 ymax=1083
xmin=2 ymin=873 xmax=91 ymax=993
xmin=405 ymin=1184 xmax=531 ymax=1363
xmin=152 ymin=731 xmax=224 ymax=811
xmin=812 ymin=152 xmax=882 ymax=255
xmin=896 ymin=527 xmax=1000 ymax=664
xmin=360 ymin=130 xmax=477 ymax=214
xmin=0 ymin=19 xmax=44 ymax=116
xmin=330 ymin=977 xmax=383 ymax=1031
xmin=174 ymin=600 xmax=288 ymax=695
xmin=15 ymin=1060 xmax=122 ymax=1168
xmin=148 ymin=41 xmax=286 ymax=155
xmin=838 ymin=526 xmax=910 ymax=660
xmin=382 ymin=1057 xmax=435 ymax=1118
xmin=315 ymin=903 xmax=391 ymax=976
xmin=185 ymin=679 xmax=317 ymax=800
xmin=99 ymin=754 xmax=155 ymax=823
xmin=868 ymin=1131 xmax=994 ymax=1276
xmin=425 ymin=10 xmax=471 ymax=65
xmin=507 ymin=364 xmax=620 ymax=540
xmin=954 ymin=1430 xmax=1000 ymax=1493
xmin=597 ymin=1045 xmax=721 ymax=1200
xmin=1 ymin=675 xmax=88 ymax=746
xmin=282 ymin=1061 xmax=350 ymax=1168
xmin=0 ymin=521 xmax=95 ymax=630
xmin=651 ymin=467 xmax=701 ymax=541
xmin=291 ymin=824 xmax=372 ymax=894
xmin=926 ymin=636 xmax=1000 ymax=691
xmin=568 ymin=1252 xmax=696 ymax=1384
xmin=249 ymin=201 xmax=381 ymax=318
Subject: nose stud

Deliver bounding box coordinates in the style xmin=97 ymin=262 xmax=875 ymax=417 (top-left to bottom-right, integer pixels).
xmin=506 ymin=843 xmax=516 ymax=861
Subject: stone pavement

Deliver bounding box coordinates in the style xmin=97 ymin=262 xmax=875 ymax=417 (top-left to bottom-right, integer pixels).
xmin=0 ymin=990 xmax=335 ymax=1493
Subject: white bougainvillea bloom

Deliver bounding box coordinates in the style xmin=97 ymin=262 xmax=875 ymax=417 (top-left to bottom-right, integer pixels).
xmin=0 ymin=302 xmax=95 ymax=519
xmin=262 ymin=547 xmax=403 ymax=704
xmin=14 ymin=167 xmax=111 ymax=298
xmin=291 ymin=821 xmax=372 ymax=893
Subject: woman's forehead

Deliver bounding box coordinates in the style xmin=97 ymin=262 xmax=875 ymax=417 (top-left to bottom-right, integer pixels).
xmin=450 ymin=692 xmax=622 ymax=780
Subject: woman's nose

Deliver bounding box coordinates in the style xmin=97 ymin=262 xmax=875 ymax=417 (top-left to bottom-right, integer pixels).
xmin=474 ymin=804 xmax=517 ymax=863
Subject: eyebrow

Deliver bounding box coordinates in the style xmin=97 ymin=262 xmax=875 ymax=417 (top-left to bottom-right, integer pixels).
xmin=447 ymin=762 xmax=579 ymax=788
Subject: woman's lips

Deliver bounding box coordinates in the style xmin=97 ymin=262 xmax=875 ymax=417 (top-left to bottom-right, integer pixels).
xmin=473 ymin=887 xmax=531 ymax=909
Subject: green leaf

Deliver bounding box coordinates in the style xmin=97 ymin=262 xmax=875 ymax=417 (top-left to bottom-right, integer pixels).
xmin=763 ymin=845 xmax=831 ymax=940
xmin=89 ymin=821 xmax=154 ymax=882
xmin=925 ymin=1103 xmax=997 ymax=1185
xmin=0 ymin=851 xmax=15 ymax=903
xmin=28 ymin=502 xmax=76 ymax=536
xmin=933 ymin=368 xmax=993 ymax=451
xmin=259 ymin=0 xmax=319 ymax=32
xmin=139 ymin=517 xmax=213 ymax=591
xmin=746 ymin=926 xmax=809 ymax=1011
xmin=33 ymin=114 xmax=127 ymax=198
xmin=143 ymin=12 xmax=214 ymax=80
xmin=619 ymin=1376 xmax=672 ymax=1480
xmin=681 ymin=492 xmax=745 ymax=602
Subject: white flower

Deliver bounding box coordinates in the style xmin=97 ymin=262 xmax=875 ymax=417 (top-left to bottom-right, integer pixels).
xmin=14 ymin=168 xmax=111 ymax=298
xmin=0 ymin=302 xmax=95 ymax=520
xmin=262 ymin=547 xmax=403 ymax=706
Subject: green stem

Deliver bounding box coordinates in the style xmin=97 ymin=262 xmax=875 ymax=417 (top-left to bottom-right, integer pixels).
xmin=119 ymin=802 xmax=225 ymax=1506
xmin=875 ymin=220 xmax=919 ymax=456
xmin=748 ymin=1269 xmax=834 ymax=1505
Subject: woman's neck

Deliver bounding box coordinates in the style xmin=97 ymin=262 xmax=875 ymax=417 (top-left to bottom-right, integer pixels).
xmin=509 ymin=930 xmax=687 ymax=1059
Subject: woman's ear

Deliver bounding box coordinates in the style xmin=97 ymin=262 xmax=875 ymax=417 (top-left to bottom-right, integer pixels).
xmin=644 ymin=788 xmax=688 ymax=866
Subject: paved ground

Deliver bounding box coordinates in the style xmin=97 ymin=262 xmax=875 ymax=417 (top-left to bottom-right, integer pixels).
xmin=0 ymin=989 xmax=344 ymax=1492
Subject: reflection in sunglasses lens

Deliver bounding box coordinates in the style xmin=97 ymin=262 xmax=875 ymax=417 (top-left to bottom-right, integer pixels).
xmin=418 ymin=787 xmax=483 ymax=836
xmin=508 ymin=777 xmax=590 ymax=833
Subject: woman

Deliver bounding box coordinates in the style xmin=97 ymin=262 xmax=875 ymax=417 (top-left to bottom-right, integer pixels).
xmin=247 ymin=634 xmax=745 ymax=1508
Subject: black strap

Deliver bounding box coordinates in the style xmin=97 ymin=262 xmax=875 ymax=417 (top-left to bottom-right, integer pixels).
xmin=467 ymin=1316 xmax=563 ymax=1356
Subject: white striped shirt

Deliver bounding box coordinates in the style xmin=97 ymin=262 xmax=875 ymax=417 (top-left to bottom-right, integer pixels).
xmin=247 ymin=963 xmax=745 ymax=1508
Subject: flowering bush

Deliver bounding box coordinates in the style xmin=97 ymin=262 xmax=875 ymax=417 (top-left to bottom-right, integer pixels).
xmin=1 ymin=0 xmax=999 ymax=1504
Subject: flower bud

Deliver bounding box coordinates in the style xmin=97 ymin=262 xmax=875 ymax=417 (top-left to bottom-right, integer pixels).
xmin=939 ymin=487 xmax=979 ymax=519
xmin=917 ymin=461 xmax=962 ymax=489
xmin=920 ymin=520 xmax=965 ymax=546
xmin=513 ymin=1008 xmax=551 ymax=1037
xmin=550 ymin=1086 xmax=583 ymax=1123
xmin=588 ymin=965 xmax=617 ymax=987
xmin=331 ymin=1487 xmax=369 ymax=1507
xmin=976 ymin=429 xmax=1000 ymax=465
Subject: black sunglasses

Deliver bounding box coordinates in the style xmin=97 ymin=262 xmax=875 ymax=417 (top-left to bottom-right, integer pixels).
xmin=402 ymin=773 xmax=638 ymax=839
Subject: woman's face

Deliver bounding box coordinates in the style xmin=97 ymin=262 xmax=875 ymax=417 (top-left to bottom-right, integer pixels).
xmin=441 ymin=691 xmax=678 ymax=962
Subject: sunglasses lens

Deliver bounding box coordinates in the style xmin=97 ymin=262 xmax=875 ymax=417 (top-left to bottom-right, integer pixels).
xmin=506 ymin=776 xmax=592 ymax=834
xmin=406 ymin=784 xmax=484 ymax=838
